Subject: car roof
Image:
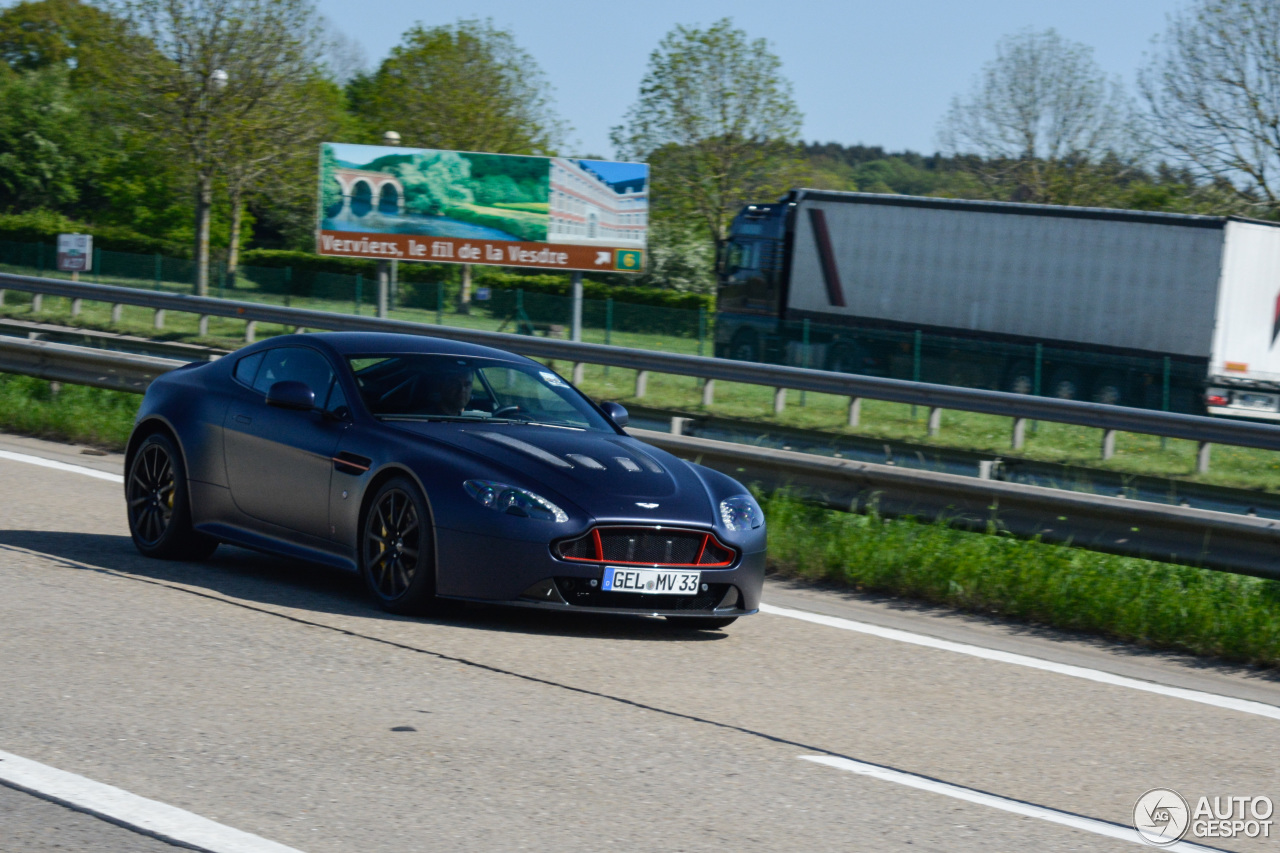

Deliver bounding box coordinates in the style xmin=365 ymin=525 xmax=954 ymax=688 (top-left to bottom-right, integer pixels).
xmin=255 ymin=331 xmax=538 ymax=364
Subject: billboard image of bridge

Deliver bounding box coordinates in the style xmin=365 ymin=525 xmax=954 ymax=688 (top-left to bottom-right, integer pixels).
xmin=317 ymin=142 xmax=648 ymax=273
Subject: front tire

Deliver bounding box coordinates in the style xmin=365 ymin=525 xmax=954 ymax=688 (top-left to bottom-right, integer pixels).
xmin=125 ymin=433 xmax=218 ymax=560
xmin=361 ymin=477 xmax=440 ymax=615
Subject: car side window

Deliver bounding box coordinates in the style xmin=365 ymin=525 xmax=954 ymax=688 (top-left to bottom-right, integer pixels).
xmin=251 ymin=347 xmax=336 ymax=398
xmin=233 ymin=352 xmax=264 ymax=388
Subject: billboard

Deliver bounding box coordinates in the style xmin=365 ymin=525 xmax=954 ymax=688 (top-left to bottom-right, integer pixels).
xmin=317 ymin=142 xmax=648 ymax=273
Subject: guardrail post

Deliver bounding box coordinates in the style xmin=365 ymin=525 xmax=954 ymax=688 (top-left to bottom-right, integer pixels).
xmin=847 ymin=397 xmax=861 ymax=427
xmin=774 ymin=387 xmax=786 ymax=414
xmin=31 ymin=293 xmax=41 ymax=312
xmin=198 ymin=315 xmax=209 ymax=336
xmin=671 ymin=416 xmax=693 ymax=435
xmin=111 ymin=304 xmax=123 ymax=324
xmin=572 ymin=362 xmax=584 ymax=385
xmin=634 ymin=370 xmax=648 ymax=398
xmin=1101 ymin=429 xmax=1117 ymax=461
xmin=1197 ymin=441 xmax=1211 ymax=474
xmin=0 ymin=289 xmax=5 ymax=307
xmin=1011 ymin=417 xmax=1026 ymax=450
xmin=245 ymin=320 xmax=256 ymax=343
xmin=927 ymin=407 xmax=942 ymax=436
xmin=71 ymin=298 xmax=82 ymax=317
xmin=294 ymin=326 xmax=307 ymax=334
xmin=701 ymin=379 xmax=715 ymax=406
xmin=153 ymin=309 xmax=164 ymax=330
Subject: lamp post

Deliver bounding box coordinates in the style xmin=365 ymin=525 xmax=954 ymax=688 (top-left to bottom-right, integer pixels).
xmin=193 ymin=68 xmax=228 ymax=297
xmin=376 ymin=130 xmax=401 ymax=318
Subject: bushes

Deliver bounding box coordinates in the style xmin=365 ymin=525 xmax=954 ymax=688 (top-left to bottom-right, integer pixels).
xmin=0 ymin=211 xmax=187 ymax=256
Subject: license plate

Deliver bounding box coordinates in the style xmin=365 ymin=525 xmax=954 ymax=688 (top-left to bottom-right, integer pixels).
xmin=602 ymin=567 xmax=700 ymax=595
xmin=1237 ymin=393 xmax=1277 ymax=410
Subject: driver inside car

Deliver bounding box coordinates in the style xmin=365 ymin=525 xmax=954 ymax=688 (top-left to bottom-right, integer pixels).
xmin=421 ymin=365 xmax=474 ymax=416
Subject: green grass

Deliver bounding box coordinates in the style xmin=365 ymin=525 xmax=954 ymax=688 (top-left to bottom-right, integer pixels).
xmin=0 ymin=374 xmax=136 ymax=449
xmin=761 ymin=491 xmax=1280 ymax=667
xmin=1 ymin=371 xmax=1276 ymax=666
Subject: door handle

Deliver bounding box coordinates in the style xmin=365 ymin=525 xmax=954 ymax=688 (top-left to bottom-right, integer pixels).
xmin=234 ymin=414 xmax=252 ymax=425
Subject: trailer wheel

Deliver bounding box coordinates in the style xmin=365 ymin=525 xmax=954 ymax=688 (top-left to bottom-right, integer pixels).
xmin=1004 ymin=361 xmax=1035 ymax=395
xmin=1090 ymin=372 xmax=1126 ymax=406
xmin=1048 ymin=367 xmax=1083 ymax=400
xmin=729 ymin=330 xmax=760 ymax=363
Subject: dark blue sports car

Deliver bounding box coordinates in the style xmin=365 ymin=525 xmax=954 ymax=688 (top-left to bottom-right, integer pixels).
xmin=124 ymin=332 xmax=765 ymax=627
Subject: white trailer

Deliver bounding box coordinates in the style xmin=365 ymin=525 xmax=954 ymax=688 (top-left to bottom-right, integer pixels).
xmin=715 ymin=190 xmax=1280 ymax=419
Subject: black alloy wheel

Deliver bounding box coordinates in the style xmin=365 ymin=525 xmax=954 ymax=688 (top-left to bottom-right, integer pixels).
xmin=126 ymin=433 xmax=217 ymax=560
xmin=361 ymin=478 xmax=439 ymax=614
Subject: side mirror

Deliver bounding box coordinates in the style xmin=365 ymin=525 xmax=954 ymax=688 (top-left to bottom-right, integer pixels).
xmin=266 ymin=380 xmax=315 ymax=411
xmin=600 ymin=401 xmax=629 ymax=428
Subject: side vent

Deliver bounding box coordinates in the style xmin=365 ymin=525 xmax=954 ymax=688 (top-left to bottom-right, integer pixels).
xmin=332 ymin=452 xmax=372 ymax=475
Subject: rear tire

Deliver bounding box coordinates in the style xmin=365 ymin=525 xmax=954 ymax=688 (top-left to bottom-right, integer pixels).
xmin=361 ymin=477 xmax=441 ymax=615
xmin=1004 ymin=361 xmax=1034 ymax=395
xmin=1090 ymin=371 xmax=1126 ymax=406
xmin=1048 ymin=367 xmax=1083 ymax=400
xmin=665 ymin=616 xmax=738 ymax=630
xmin=126 ymin=433 xmax=218 ymax=560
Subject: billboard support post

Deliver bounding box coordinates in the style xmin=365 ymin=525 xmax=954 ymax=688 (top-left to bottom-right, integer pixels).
xmin=571 ymin=271 xmax=583 ymax=342
xmin=376 ymin=260 xmax=389 ymax=319
xmin=459 ymin=264 xmax=472 ymax=315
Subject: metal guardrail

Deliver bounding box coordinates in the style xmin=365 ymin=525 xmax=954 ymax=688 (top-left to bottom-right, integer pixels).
xmin=2 ymin=335 xmax=1279 ymax=579
xmin=4 ymin=272 xmax=1280 ymax=461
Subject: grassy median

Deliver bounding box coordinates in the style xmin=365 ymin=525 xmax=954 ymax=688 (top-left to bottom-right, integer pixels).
xmin=3 ymin=373 xmax=1278 ymax=667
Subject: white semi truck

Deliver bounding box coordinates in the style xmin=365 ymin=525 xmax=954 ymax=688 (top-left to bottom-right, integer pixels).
xmin=714 ymin=189 xmax=1280 ymax=419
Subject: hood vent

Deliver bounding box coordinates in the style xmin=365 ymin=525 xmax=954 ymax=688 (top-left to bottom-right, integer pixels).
xmin=475 ymin=432 xmax=573 ymax=468
xmin=614 ymin=457 xmax=641 ymax=472
xmin=566 ymin=454 xmax=606 ymax=470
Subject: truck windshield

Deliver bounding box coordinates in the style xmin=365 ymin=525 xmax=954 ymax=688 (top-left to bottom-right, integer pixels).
xmin=722 ymin=239 xmax=763 ymax=274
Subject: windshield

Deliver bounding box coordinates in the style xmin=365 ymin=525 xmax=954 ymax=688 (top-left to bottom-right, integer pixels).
xmin=347 ymin=354 xmax=614 ymax=431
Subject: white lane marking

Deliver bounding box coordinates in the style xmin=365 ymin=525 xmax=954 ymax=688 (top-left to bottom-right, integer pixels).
xmin=802 ymin=755 xmax=1223 ymax=851
xmin=761 ymin=603 xmax=1280 ymax=721
xmin=0 ymin=749 xmax=304 ymax=853
xmin=0 ymin=449 xmax=123 ymax=483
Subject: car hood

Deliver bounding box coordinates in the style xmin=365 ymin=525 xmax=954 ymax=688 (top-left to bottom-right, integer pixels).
xmin=390 ymin=423 xmax=717 ymax=523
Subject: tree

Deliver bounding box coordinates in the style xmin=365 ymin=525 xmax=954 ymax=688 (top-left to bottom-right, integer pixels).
xmin=0 ymin=66 xmax=100 ymax=211
xmin=112 ymin=0 xmax=327 ymax=295
xmin=938 ymin=29 xmax=1138 ymax=204
xmin=351 ymin=19 xmax=564 ymax=154
xmin=612 ymin=18 xmax=803 ymax=244
xmin=1142 ymin=0 xmax=1280 ymax=214
xmin=0 ymin=0 xmax=124 ymax=84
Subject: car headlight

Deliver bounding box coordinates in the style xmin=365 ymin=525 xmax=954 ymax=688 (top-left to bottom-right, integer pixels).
xmin=464 ymin=480 xmax=568 ymax=523
xmin=719 ymin=495 xmax=763 ymax=531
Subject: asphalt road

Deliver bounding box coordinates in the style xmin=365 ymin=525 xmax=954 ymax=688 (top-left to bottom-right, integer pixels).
xmin=0 ymin=432 xmax=1277 ymax=852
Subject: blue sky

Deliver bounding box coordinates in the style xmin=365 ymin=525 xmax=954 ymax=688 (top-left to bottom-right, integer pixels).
xmin=319 ymin=0 xmax=1186 ymax=159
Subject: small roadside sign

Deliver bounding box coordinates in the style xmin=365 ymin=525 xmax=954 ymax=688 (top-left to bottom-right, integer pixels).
xmin=57 ymin=234 xmax=92 ymax=273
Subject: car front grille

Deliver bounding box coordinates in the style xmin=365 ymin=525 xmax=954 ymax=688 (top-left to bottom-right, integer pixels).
xmin=555 ymin=527 xmax=736 ymax=568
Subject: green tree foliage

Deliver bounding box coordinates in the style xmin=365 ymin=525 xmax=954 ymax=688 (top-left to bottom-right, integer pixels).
xmin=0 ymin=66 xmax=97 ymax=210
xmin=612 ymin=18 xmax=803 ymax=244
xmin=350 ymin=19 xmax=564 ymax=154
xmin=0 ymin=0 xmax=124 ymax=83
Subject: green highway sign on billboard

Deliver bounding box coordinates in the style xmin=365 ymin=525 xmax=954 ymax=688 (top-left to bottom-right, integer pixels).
xmin=317 ymin=142 xmax=648 ymax=273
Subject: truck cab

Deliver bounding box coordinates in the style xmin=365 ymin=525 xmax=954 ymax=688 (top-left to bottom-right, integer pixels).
xmin=715 ymin=202 xmax=790 ymax=362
